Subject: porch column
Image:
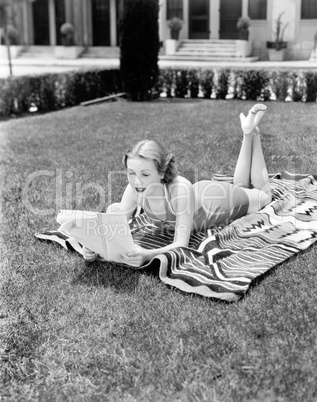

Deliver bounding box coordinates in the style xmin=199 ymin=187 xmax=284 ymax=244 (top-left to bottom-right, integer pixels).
xmin=242 ymin=0 xmax=248 ymax=17
xmin=65 ymin=0 xmax=73 ymax=24
xmin=110 ymin=0 xmax=116 ymax=46
xmin=25 ymin=0 xmax=34 ymax=44
xmin=183 ymin=0 xmax=189 ymax=39
xmin=159 ymin=0 xmax=166 ymax=41
xmin=22 ymin=1 xmax=30 ymax=45
xmin=82 ymin=0 xmax=89 ymax=46
xmin=48 ymin=0 xmax=56 ymax=45
xmin=73 ymin=0 xmax=84 ymax=45
xmin=86 ymin=0 xmax=93 ymax=46
xmin=210 ymin=0 xmax=220 ymax=39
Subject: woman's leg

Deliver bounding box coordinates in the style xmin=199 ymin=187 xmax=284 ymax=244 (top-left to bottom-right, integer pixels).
xmin=233 ymin=130 xmax=253 ymax=188
xmin=234 ymin=104 xmax=272 ymax=214
xmin=250 ymin=127 xmax=271 ymax=198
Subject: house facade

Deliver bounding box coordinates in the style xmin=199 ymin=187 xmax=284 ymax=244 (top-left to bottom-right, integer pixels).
xmin=2 ymin=0 xmax=317 ymax=60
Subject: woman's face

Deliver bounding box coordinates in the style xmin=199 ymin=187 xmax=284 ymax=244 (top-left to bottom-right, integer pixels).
xmin=127 ymin=156 xmax=162 ymax=195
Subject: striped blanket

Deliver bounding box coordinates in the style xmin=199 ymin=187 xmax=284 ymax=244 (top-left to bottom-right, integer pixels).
xmin=36 ymin=172 xmax=317 ymax=301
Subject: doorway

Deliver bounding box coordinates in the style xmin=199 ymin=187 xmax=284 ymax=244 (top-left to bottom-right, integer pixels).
xmin=32 ymin=0 xmax=50 ymax=45
xmin=92 ymin=0 xmax=110 ymax=46
xmin=55 ymin=0 xmax=66 ymax=45
xmin=219 ymin=0 xmax=242 ymax=39
xmin=189 ymin=0 xmax=209 ymax=39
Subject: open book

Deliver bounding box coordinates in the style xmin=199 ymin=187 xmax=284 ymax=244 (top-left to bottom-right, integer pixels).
xmin=58 ymin=211 xmax=135 ymax=263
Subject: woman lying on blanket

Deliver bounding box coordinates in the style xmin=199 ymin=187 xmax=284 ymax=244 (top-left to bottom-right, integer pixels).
xmin=83 ymin=103 xmax=272 ymax=267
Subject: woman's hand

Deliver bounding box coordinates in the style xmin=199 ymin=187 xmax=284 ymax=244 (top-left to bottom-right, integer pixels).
xmin=82 ymin=246 xmax=98 ymax=262
xmin=121 ymin=246 xmax=152 ymax=267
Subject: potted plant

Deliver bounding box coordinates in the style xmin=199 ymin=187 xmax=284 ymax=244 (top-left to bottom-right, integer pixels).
xmin=60 ymin=22 xmax=75 ymax=46
xmin=237 ymin=17 xmax=250 ymax=40
xmin=168 ymin=17 xmax=183 ymax=40
xmin=55 ymin=22 xmax=84 ymax=59
xmin=0 ymin=24 xmax=23 ymax=59
xmin=235 ymin=17 xmax=252 ymax=57
xmin=267 ymin=12 xmax=288 ymax=61
xmin=165 ymin=17 xmax=183 ymax=55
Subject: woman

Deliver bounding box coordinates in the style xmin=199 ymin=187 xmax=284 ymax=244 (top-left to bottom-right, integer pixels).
xmin=84 ymin=104 xmax=271 ymax=267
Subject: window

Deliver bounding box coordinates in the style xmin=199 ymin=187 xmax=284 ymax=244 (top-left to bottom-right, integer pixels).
xmin=248 ymin=0 xmax=267 ymax=20
xmin=301 ymin=0 xmax=317 ymax=19
xmin=92 ymin=0 xmax=110 ymax=46
xmin=55 ymin=0 xmax=66 ymax=45
xmin=167 ymin=0 xmax=183 ymax=20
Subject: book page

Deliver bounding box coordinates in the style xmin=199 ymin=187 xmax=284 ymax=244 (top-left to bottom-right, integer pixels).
xmin=59 ymin=211 xmax=135 ymax=263
xmin=97 ymin=212 xmax=135 ymax=262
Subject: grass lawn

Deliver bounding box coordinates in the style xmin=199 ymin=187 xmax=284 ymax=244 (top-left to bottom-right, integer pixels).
xmin=1 ymin=99 xmax=317 ymax=402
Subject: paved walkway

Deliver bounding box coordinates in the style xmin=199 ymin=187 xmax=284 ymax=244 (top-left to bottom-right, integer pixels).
xmin=1 ymin=56 xmax=317 ymax=78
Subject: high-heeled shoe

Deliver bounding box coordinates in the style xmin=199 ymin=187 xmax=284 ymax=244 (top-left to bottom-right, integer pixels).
xmin=239 ymin=104 xmax=267 ymax=135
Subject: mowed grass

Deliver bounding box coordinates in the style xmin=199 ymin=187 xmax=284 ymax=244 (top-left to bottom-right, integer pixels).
xmin=1 ymin=99 xmax=317 ymax=402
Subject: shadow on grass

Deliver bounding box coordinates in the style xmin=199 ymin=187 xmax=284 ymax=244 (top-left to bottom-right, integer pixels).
xmin=72 ymin=258 xmax=161 ymax=294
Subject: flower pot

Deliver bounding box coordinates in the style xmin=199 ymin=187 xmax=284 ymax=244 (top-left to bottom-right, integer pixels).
xmin=267 ymin=48 xmax=286 ymax=61
xmin=170 ymin=29 xmax=180 ymax=40
xmin=0 ymin=45 xmax=24 ymax=59
xmin=54 ymin=46 xmax=84 ymax=59
xmin=238 ymin=29 xmax=249 ymax=41
xmin=235 ymin=40 xmax=252 ymax=57
xmin=165 ymin=39 xmax=179 ymax=55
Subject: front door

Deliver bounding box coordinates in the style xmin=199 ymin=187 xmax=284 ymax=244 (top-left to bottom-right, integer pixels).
xmin=32 ymin=0 xmax=50 ymax=45
xmin=92 ymin=0 xmax=110 ymax=46
xmin=219 ymin=0 xmax=242 ymax=39
xmin=189 ymin=0 xmax=209 ymax=39
xmin=55 ymin=0 xmax=66 ymax=45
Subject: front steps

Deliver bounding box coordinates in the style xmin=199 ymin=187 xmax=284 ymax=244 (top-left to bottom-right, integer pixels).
xmin=161 ymin=39 xmax=258 ymax=62
xmin=18 ymin=46 xmax=55 ymax=59
xmin=80 ymin=46 xmax=120 ymax=58
xmin=16 ymin=46 xmax=120 ymax=59
xmin=15 ymin=41 xmax=259 ymax=62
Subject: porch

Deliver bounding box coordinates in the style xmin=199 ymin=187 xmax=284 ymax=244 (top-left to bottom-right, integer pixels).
xmin=9 ymin=39 xmax=258 ymax=63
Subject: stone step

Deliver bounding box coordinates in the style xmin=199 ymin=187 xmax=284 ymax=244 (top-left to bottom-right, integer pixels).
xmin=80 ymin=46 xmax=119 ymax=58
xmin=18 ymin=52 xmax=54 ymax=58
xmin=181 ymin=39 xmax=236 ymax=44
xmin=160 ymin=54 xmax=259 ymax=62
xmin=24 ymin=45 xmax=55 ymax=53
xmin=18 ymin=46 xmax=55 ymax=59
xmin=180 ymin=44 xmax=236 ymax=49
xmin=181 ymin=41 xmax=236 ymax=46
xmin=179 ymin=48 xmax=236 ymax=53
xmin=177 ymin=49 xmax=237 ymax=55
xmin=168 ymin=40 xmax=256 ymax=62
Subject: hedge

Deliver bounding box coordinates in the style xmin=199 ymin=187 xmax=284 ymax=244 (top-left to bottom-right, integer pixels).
xmin=156 ymin=68 xmax=317 ymax=103
xmin=0 ymin=69 xmax=122 ymax=116
xmin=0 ymin=68 xmax=316 ymax=117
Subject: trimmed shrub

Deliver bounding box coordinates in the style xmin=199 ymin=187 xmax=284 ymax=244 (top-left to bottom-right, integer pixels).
xmin=271 ymin=71 xmax=289 ymax=101
xmin=158 ymin=69 xmax=174 ymax=97
xmin=240 ymin=70 xmax=270 ymax=100
xmin=120 ymin=0 xmax=160 ymax=101
xmin=215 ymin=69 xmax=230 ymax=99
xmin=290 ymin=72 xmax=305 ymax=102
xmin=187 ymin=69 xmax=199 ymax=98
xmin=231 ymin=70 xmax=244 ymax=99
xmin=200 ymin=70 xmax=214 ymax=99
xmin=305 ymin=71 xmax=317 ymax=102
xmin=175 ymin=70 xmax=188 ymax=98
